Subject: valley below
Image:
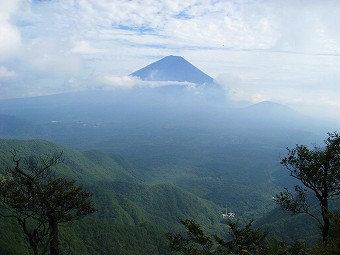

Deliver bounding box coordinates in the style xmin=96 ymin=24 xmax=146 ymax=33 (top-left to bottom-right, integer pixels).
xmin=0 ymin=86 xmax=337 ymax=254
xmin=0 ymin=57 xmax=338 ymax=254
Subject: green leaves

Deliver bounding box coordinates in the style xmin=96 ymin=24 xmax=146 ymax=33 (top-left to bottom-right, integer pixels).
xmin=274 ymin=186 xmax=308 ymax=215
xmin=215 ymin=220 xmax=267 ymax=254
xmin=166 ymin=219 xmax=214 ymax=255
xmin=166 ymin=219 xmax=268 ymax=255
xmin=280 ymin=132 xmax=340 ymax=197
xmin=0 ymin=151 xmax=96 ymax=255
xmin=276 ymin=132 xmax=340 ymax=243
xmin=44 ymin=178 xmax=96 ymax=222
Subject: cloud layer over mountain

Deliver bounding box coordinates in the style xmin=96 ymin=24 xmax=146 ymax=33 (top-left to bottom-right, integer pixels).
xmin=0 ymin=0 xmax=340 ymax=121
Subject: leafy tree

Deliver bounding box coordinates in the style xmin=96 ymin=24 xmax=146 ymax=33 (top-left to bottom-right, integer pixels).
xmin=165 ymin=219 xmax=214 ymax=255
xmin=328 ymin=211 xmax=340 ymax=240
xmin=166 ymin=219 xmax=269 ymax=255
xmin=0 ymin=151 xmax=96 ymax=255
xmin=214 ymin=220 xmax=267 ymax=254
xmin=274 ymin=132 xmax=340 ymax=244
xmin=266 ymin=238 xmax=307 ymax=255
xmin=310 ymin=211 xmax=340 ymax=254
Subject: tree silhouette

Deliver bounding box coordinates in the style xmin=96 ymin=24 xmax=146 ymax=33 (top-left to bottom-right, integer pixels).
xmin=166 ymin=219 xmax=214 ymax=255
xmin=166 ymin=219 xmax=268 ymax=255
xmin=214 ymin=220 xmax=267 ymax=254
xmin=275 ymin=132 xmax=340 ymax=244
xmin=0 ymin=151 xmax=96 ymax=255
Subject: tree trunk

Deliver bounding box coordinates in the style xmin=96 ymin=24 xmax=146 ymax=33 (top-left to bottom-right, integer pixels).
xmin=49 ymin=217 xmax=59 ymax=255
xmin=31 ymin=243 xmax=38 ymax=255
xmin=321 ymin=198 xmax=329 ymax=245
xmin=322 ymin=213 xmax=330 ymax=245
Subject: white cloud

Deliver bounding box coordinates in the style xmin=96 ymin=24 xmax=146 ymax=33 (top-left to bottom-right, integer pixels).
xmin=272 ymin=0 xmax=340 ymax=54
xmin=215 ymin=72 xmax=270 ymax=103
xmin=100 ymin=75 xmax=141 ymax=89
xmin=28 ymin=47 xmax=83 ymax=76
xmin=100 ymin=75 xmax=196 ymax=90
xmin=0 ymin=0 xmax=22 ymax=60
xmin=0 ymin=0 xmax=339 ymax=121
xmin=71 ymin=41 xmax=104 ymax=54
xmin=0 ymin=66 xmax=15 ymax=79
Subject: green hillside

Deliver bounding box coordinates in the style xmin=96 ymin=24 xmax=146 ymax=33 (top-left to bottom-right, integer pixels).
xmin=0 ymin=139 xmax=136 ymax=183
xmin=0 ymin=138 xmax=224 ymax=254
xmin=254 ymin=207 xmax=319 ymax=244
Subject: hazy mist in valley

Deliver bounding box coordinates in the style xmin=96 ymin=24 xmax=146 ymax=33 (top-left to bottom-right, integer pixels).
xmin=0 ymin=1 xmax=339 ymax=252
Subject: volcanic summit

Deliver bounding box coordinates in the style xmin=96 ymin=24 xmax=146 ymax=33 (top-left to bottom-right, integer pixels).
xmin=130 ymin=55 xmax=214 ymax=85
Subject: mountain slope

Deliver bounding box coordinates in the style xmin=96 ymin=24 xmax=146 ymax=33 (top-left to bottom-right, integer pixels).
xmin=130 ymin=55 xmax=214 ymax=84
xmin=246 ymin=101 xmax=294 ymax=115
xmin=0 ymin=138 xmax=223 ymax=254
xmin=0 ymin=138 xmax=136 ymax=183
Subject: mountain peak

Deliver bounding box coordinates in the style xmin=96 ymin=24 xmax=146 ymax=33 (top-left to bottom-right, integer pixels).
xmin=248 ymin=101 xmax=292 ymax=111
xmin=130 ymin=55 xmax=214 ymax=85
xmin=246 ymin=101 xmax=296 ymax=117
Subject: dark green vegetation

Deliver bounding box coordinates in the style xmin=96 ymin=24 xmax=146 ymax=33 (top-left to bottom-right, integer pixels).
xmin=0 ymin=90 xmax=326 ymax=223
xmin=0 ymin=151 xmax=96 ymax=255
xmin=166 ymin=218 xmax=310 ymax=255
xmin=167 ymin=219 xmax=269 ymax=255
xmin=0 ymin=139 xmax=223 ymax=254
xmin=0 ymin=87 xmax=339 ymax=254
xmin=0 ymin=135 xmax=338 ymax=254
xmin=167 ymin=213 xmax=340 ymax=254
xmin=275 ymin=132 xmax=340 ymax=244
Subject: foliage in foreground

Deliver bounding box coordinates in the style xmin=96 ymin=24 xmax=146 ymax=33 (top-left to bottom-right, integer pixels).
xmin=0 ymin=151 xmax=96 ymax=255
xmin=166 ymin=219 xmax=276 ymax=255
xmin=166 ymin=218 xmax=340 ymax=255
xmin=275 ymin=132 xmax=340 ymax=244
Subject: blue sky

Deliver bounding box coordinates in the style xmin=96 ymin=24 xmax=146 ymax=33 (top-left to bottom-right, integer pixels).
xmin=1 ymin=0 xmax=340 ymax=121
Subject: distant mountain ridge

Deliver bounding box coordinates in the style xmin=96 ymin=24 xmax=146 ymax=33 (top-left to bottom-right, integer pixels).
xmin=246 ymin=101 xmax=295 ymax=116
xmin=130 ymin=55 xmax=214 ymax=84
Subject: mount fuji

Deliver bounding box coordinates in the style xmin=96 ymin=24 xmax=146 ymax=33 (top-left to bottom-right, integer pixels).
xmin=130 ymin=55 xmax=214 ymax=85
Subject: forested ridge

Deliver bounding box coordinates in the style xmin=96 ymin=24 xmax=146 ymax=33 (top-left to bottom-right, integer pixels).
xmin=0 ymin=139 xmax=223 ymax=254
xmin=0 ymin=137 xmax=339 ymax=254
